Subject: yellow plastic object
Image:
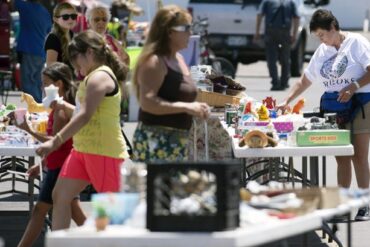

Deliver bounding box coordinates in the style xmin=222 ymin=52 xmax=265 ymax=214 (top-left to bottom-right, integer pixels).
xmin=21 ymin=93 xmax=51 ymax=113
xmin=126 ymin=46 xmax=142 ymax=70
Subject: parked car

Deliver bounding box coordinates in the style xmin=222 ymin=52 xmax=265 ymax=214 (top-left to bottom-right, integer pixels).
xmin=188 ymin=0 xmax=330 ymax=76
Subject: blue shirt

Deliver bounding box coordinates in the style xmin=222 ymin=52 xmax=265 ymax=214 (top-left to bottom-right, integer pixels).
xmin=15 ymin=0 xmax=51 ymax=57
xmin=259 ymin=0 xmax=299 ymax=29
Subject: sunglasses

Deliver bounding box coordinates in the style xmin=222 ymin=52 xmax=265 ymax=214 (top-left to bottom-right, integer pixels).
xmin=93 ymin=17 xmax=108 ymax=23
xmin=57 ymin=14 xmax=78 ymax=21
xmin=172 ymin=24 xmax=192 ymax=32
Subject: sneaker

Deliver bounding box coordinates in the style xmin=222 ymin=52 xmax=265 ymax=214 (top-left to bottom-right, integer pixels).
xmin=355 ymin=206 xmax=370 ymax=221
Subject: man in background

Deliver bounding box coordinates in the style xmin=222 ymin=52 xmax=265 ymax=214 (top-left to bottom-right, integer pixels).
xmin=254 ymin=0 xmax=299 ymax=91
xmin=12 ymin=0 xmax=51 ymax=102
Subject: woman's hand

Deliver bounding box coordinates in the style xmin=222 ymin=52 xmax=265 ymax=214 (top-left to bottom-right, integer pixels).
xmin=27 ymin=164 xmax=40 ymax=178
xmin=275 ymin=101 xmax=289 ymax=114
xmin=186 ymin=102 xmax=210 ymax=119
xmin=338 ymin=84 xmax=357 ymax=103
xmin=36 ymin=139 xmax=59 ymax=158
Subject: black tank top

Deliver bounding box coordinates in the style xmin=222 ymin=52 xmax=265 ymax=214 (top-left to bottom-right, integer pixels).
xmin=139 ymin=60 xmax=197 ymax=130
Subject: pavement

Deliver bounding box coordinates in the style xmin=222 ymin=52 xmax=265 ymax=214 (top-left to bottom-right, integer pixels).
xmin=1 ymin=49 xmax=370 ymax=246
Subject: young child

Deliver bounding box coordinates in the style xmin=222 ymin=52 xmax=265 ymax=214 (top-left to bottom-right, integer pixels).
xmin=17 ymin=62 xmax=86 ymax=247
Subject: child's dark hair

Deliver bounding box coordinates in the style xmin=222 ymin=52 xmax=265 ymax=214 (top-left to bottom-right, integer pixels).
xmin=68 ymin=30 xmax=128 ymax=82
xmin=42 ymin=62 xmax=77 ymax=105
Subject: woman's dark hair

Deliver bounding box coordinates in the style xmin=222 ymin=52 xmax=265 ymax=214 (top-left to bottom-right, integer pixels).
xmin=68 ymin=30 xmax=128 ymax=82
xmin=310 ymin=9 xmax=340 ymax=33
xmin=42 ymin=62 xmax=77 ymax=105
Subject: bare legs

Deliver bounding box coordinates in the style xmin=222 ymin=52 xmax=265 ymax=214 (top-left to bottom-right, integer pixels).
xmin=52 ymin=178 xmax=89 ymax=230
xmin=17 ymin=202 xmax=52 ymax=247
xmin=17 ymin=198 xmax=86 ymax=247
xmin=336 ymin=133 xmax=370 ymax=189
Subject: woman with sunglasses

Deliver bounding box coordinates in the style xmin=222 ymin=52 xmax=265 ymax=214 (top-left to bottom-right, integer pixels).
xmin=86 ymin=4 xmax=129 ymax=65
xmin=45 ymin=2 xmax=77 ymax=67
xmin=36 ymin=30 xmax=130 ymax=230
xmin=132 ymin=5 xmax=210 ymax=162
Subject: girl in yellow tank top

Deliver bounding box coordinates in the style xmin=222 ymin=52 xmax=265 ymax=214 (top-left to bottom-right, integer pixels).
xmin=36 ymin=30 xmax=129 ymax=231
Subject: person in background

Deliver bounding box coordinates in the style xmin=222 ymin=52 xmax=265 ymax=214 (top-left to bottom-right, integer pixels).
xmin=276 ymin=9 xmax=370 ymax=220
xmin=86 ymin=4 xmax=129 ymax=65
xmin=36 ymin=30 xmax=129 ymax=230
xmin=45 ymin=2 xmax=77 ymax=67
xmin=253 ymin=0 xmax=299 ymax=91
xmin=132 ymin=5 xmax=210 ymax=162
xmin=12 ymin=0 xmax=51 ymax=103
xmin=16 ymin=62 xmax=86 ymax=247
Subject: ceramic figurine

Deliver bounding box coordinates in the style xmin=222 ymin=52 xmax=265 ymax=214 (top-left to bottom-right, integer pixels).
xmin=257 ymin=105 xmax=269 ymax=121
xmin=292 ymin=98 xmax=305 ymax=114
xmin=262 ymin=96 xmax=276 ymax=109
xmin=21 ymin=93 xmax=51 ymax=113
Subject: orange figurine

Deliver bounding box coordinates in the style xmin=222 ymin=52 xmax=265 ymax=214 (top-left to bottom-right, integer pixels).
xmin=292 ymin=98 xmax=305 ymax=114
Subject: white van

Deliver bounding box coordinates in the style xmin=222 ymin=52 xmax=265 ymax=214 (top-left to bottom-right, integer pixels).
xmin=323 ymin=0 xmax=369 ymax=30
xmin=188 ymin=0 xmax=330 ymax=76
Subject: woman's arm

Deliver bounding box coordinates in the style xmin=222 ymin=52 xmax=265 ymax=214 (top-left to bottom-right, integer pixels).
xmin=338 ymin=66 xmax=370 ymax=102
xmin=46 ymin=50 xmax=58 ymax=67
xmin=276 ymin=74 xmax=312 ymax=112
xmin=138 ymin=55 xmax=209 ymax=118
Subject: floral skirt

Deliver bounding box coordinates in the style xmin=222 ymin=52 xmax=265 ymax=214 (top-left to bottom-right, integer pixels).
xmin=132 ymin=123 xmax=190 ymax=162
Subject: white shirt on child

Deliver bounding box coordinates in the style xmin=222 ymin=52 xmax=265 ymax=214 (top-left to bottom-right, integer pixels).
xmin=305 ymin=32 xmax=370 ymax=93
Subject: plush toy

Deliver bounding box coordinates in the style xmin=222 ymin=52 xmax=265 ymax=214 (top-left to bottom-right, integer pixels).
xmin=239 ymin=130 xmax=278 ymax=148
xmin=21 ymin=93 xmax=51 ymax=113
xmin=239 ymin=130 xmax=268 ymax=148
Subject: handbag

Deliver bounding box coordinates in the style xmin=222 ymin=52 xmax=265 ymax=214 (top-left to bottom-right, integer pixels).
xmin=320 ymin=92 xmax=354 ymax=125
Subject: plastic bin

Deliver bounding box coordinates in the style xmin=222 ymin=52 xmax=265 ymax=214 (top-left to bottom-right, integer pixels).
xmin=146 ymin=161 xmax=241 ymax=232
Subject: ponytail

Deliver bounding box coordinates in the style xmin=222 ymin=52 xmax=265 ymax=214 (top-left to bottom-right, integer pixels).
xmin=104 ymin=45 xmax=128 ymax=83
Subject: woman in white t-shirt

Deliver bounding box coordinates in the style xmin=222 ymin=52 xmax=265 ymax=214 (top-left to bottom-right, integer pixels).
xmin=277 ymin=9 xmax=370 ymax=221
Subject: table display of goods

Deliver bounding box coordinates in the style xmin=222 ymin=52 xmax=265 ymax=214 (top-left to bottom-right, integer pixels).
xmin=146 ymin=161 xmax=241 ymax=232
xmin=0 ymin=125 xmax=35 ymax=146
xmin=191 ymin=65 xmax=246 ymax=107
xmin=240 ymin=181 xmax=342 ymax=218
xmin=228 ymin=96 xmax=309 ymax=148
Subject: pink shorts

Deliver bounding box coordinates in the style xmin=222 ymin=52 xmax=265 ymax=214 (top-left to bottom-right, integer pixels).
xmin=60 ymin=149 xmax=123 ymax=192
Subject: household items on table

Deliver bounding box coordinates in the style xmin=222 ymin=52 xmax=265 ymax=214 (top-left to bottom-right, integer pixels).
xmin=223 ymin=95 xmax=351 ymax=148
xmin=239 ymin=181 xmax=366 ymax=223
xmin=191 ymin=65 xmax=246 ymax=107
xmin=146 ymin=161 xmax=241 ymax=232
xmin=0 ymin=125 xmax=36 ymax=147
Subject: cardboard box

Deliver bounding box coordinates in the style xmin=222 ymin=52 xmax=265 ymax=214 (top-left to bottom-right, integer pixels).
xmin=296 ymin=130 xmax=350 ymax=146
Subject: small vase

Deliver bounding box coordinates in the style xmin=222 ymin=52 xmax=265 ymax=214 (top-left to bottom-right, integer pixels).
xmin=95 ymin=216 xmax=109 ymax=231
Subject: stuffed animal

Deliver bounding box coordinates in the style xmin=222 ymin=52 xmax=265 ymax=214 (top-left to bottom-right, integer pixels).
xmin=239 ymin=130 xmax=278 ymax=148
